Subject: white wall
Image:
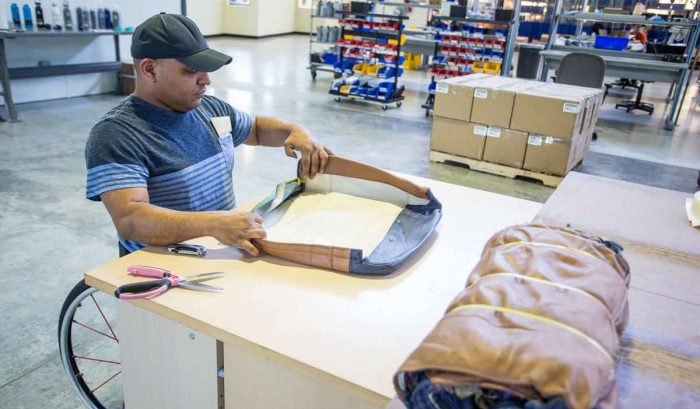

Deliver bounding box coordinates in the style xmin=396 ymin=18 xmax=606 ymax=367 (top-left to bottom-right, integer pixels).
xmin=223 ymin=0 xmax=295 ymax=37
xmin=223 ymin=1 xmax=259 ymax=36
xmin=1 ymin=0 xmax=180 ymax=106
xmin=187 ymin=0 xmax=224 ymax=36
xmin=256 ymin=0 xmax=295 ymax=36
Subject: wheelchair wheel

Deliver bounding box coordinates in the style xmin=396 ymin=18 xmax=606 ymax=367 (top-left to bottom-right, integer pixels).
xmin=58 ymin=279 xmax=123 ymax=409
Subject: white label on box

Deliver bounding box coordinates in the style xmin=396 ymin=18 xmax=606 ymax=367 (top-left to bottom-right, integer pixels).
xmin=473 ymin=125 xmax=488 ymax=136
xmin=528 ymin=135 xmax=543 ymax=146
xmin=474 ymin=88 xmax=488 ymax=99
xmin=563 ymin=102 xmax=581 ymax=113
xmin=436 ymin=83 xmax=448 ymax=94
xmin=487 ymin=127 xmax=502 ymax=138
xmin=545 ymin=136 xmax=555 ymax=144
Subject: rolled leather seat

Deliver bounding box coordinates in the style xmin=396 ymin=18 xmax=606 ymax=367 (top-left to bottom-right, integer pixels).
xmin=394 ymin=223 xmax=630 ymax=409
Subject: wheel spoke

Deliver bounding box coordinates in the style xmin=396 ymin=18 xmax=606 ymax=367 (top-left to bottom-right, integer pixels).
xmin=90 ymin=294 xmax=119 ymax=343
xmin=73 ymin=355 xmax=120 ymax=365
xmin=90 ymin=371 xmax=122 ymax=394
xmin=73 ymin=319 xmax=118 ymax=342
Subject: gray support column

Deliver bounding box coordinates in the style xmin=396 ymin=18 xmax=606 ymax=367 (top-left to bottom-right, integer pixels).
xmin=0 ymin=38 xmax=18 ymax=121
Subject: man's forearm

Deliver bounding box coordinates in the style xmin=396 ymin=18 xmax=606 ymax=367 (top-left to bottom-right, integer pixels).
xmin=114 ymin=201 xmax=221 ymax=245
xmin=248 ymin=116 xmax=300 ymax=147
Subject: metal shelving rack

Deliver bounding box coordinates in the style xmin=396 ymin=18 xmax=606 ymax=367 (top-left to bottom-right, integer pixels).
xmin=307 ymin=11 xmax=343 ymax=81
xmin=421 ymin=1 xmax=522 ymax=116
xmin=329 ymin=11 xmax=408 ymax=110
xmin=542 ymin=0 xmax=700 ymax=129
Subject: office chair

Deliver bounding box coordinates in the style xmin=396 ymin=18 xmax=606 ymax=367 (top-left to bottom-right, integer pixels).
xmin=555 ymin=53 xmax=606 ymax=140
xmin=556 ymin=52 xmax=606 ymax=88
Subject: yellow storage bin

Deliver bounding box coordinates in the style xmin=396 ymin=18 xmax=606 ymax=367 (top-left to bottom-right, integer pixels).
xmin=388 ymin=35 xmax=407 ymax=46
xmin=339 ymin=85 xmax=352 ymax=94
xmin=472 ymin=61 xmax=502 ymax=75
xmin=471 ymin=61 xmax=486 ymax=73
xmin=403 ymin=53 xmax=423 ymax=70
xmin=484 ymin=61 xmax=501 ymax=74
xmin=366 ymin=64 xmax=380 ymax=76
xmin=353 ymin=63 xmax=368 ymax=75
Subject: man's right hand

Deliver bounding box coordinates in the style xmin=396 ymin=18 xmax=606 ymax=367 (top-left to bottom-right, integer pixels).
xmin=212 ymin=210 xmax=267 ymax=256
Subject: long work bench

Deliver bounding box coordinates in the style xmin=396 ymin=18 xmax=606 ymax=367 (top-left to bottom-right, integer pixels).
xmin=539 ymin=48 xmax=688 ymax=129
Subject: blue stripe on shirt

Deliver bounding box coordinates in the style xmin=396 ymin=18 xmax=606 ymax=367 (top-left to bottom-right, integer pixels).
xmin=86 ymin=163 xmax=149 ymax=200
xmin=147 ymin=153 xmax=235 ymax=211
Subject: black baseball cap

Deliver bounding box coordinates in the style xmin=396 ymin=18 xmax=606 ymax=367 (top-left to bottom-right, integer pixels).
xmin=131 ymin=13 xmax=232 ymax=72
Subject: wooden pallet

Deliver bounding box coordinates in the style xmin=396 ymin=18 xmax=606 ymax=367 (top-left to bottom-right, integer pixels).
xmin=429 ymin=151 xmax=564 ymax=188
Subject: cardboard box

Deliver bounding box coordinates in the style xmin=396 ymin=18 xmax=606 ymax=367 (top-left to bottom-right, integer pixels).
xmin=468 ymin=77 xmax=540 ymax=128
xmin=523 ymin=132 xmax=588 ymax=176
xmin=433 ymin=74 xmax=490 ymax=121
xmin=510 ymin=82 xmax=602 ymax=139
xmin=431 ymin=118 xmax=487 ymax=160
xmin=482 ymin=126 xmax=528 ymax=169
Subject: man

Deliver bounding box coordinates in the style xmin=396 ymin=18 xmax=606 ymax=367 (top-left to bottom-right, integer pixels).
xmin=631 ymin=25 xmax=647 ymax=44
xmin=85 ymin=13 xmax=332 ymax=257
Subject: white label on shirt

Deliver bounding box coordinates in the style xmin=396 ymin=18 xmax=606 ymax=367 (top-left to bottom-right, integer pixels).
xmin=436 ymin=83 xmax=449 ymax=94
xmin=474 ymin=88 xmax=488 ymax=99
xmin=528 ymin=135 xmax=543 ymax=146
xmin=545 ymin=136 xmax=555 ymax=144
xmin=211 ymin=116 xmax=233 ymax=137
xmin=487 ymin=127 xmax=502 ymax=138
xmin=563 ymin=102 xmax=581 ymax=113
xmin=473 ymin=125 xmax=488 ymax=136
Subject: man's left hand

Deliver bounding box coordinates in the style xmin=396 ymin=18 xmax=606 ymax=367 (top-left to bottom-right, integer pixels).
xmin=284 ymin=126 xmax=333 ymax=179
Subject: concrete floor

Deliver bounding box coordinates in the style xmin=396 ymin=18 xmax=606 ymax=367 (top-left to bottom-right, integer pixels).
xmin=0 ymin=34 xmax=699 ymax=408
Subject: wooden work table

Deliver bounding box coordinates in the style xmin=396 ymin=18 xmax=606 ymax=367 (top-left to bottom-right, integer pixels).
xmin=85 ymin=173 xmax=541 ymax=409
xmin=85 ymin=171 xmax=700 ymax=408
xmin=536 ymin=172 xmax=700 ymax=408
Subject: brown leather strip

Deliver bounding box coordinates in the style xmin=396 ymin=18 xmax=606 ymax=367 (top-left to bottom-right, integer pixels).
xmin=321 ymin=156 xmax=429 ymax=200
xmin=254 ymin=239 xmax=352 ymax=273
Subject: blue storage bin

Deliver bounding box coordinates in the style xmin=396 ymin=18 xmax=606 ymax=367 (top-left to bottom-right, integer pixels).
xmin=378 ymin=66 xmax=403 ymax=79
xmin=324 ymin=52 xmax=338 ymax=64
xmin=377 ymin=66 xmax=393 ymax=78
xmin=594 ymin=36 xmax=629 ymax=51
xmin=377 ymin=81 xmax=394 ymax=95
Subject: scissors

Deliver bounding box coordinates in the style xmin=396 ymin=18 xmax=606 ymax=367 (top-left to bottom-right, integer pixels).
xmin=114 ymin=265 xmax=224 ymax=300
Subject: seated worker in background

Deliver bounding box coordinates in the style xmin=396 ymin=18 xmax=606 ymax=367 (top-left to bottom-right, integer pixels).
xmin=632 ymin=25 xmax=648 ymax=44
xmin=591 ymin=22 xmax=608 ymax=36
xmin=85 ymin=13 xmax=332 ymax=257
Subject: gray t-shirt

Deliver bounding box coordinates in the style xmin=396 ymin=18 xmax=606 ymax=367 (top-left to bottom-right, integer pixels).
xmin=85 ymin=95 xmax=254 ymax=252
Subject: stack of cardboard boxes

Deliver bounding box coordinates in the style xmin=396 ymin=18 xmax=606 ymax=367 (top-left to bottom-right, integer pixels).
xmin=430 ymin=74 xmax=604 ymax=177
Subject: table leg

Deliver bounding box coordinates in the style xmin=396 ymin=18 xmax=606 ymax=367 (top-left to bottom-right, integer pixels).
xmin=665 ymin=71 xmax=687 ymax=130
xmin=538 ymin=58 xmax=548 ymax=82
xmin=666 ymin=82 xmax=675 ymax=103
xmin=0 ymin=38 xmax=18 ymax=121
xmin=113 ymin=34 xmax=121 ymax=94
